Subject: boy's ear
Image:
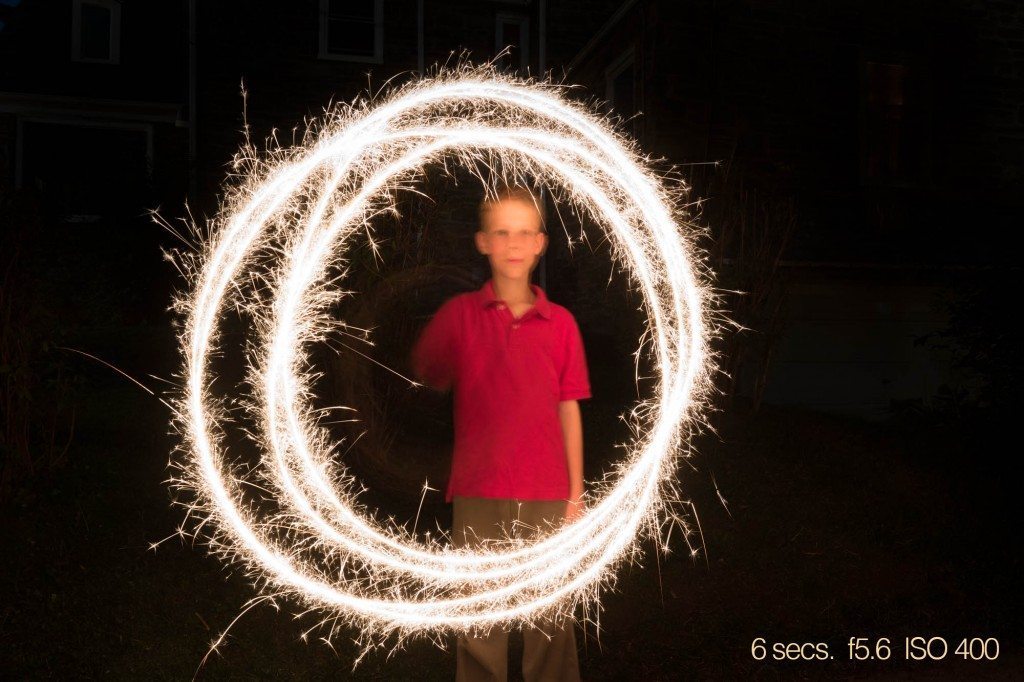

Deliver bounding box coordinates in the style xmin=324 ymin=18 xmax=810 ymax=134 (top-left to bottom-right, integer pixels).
xmin=474 ymin=230 xmax=489 ymax=255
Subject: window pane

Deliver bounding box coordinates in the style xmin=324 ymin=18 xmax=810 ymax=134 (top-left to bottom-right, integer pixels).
xmin=329 ymin=0 xmax=374 ymax=21
xmin=503 ymin=22 xmax=520 ymax=47
xmin=80 ymin=3 xmax=111 ymax=60
xmin=865 ymin=62 xmax=913 ymax=181
xmin=613 ymin=64 xmax=635 ymax=116
xmin=498 ymin=20 xmax=524 ymax=72
xmin=506 ymin=22 xmax=520 ymax=68
xmin=22 ymin=122 xmax=150 ymax=219
xmin=327 ymin=19 xmax=375 ymax=56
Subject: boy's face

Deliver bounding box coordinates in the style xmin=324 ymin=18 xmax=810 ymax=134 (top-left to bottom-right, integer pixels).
xmin=475 ymin=198 xmax=547 ymax=281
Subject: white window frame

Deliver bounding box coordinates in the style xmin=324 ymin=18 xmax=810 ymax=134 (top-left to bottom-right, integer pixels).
xmin=495 ymin=13 xmax=530 ymax=75
xmin=319 ymin=0 xmax=383 ymax=63
xmin=71 ymin=0 xmax=121 ymax=65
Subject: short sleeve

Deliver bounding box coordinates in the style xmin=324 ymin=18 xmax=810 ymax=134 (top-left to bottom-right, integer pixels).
xmin=410 ymin=296 xmax=461 ymax=391
xmin=559 ymin=315 xmax=592 ymax=401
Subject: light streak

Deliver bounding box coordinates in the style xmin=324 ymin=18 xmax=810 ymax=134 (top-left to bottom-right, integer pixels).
xmin=169 ymin=63 xmax=715 ymax=650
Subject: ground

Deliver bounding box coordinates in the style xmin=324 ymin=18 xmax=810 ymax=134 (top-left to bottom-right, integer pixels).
xmin=0 ymin=325 xmax=1020 ymax=681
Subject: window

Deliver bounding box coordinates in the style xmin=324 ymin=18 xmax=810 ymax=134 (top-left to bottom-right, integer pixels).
xmin=19 ymin=120 xmax=152 ymax=222
xmin=495 ymin=14 xmax=529 ymax=76
xmin=319 ymin=0 xmax=383 ymax=63
xmin=605 ymin=48 xmax=637 ymax=133
xmin=0 ymin=0 xmax=25 ymax=35
xmin=72 ymin=0 xmax=121 ymax=64
xmin=860 ymin=59 xmax=930 ymax=186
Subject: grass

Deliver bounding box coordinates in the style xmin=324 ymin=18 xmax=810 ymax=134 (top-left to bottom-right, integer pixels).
xmin=1 ymin=329 xmax=1020 ymax=680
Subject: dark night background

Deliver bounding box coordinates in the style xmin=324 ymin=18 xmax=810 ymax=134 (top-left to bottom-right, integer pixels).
xmin=1 ymin=1 xmax=1021 ymax=680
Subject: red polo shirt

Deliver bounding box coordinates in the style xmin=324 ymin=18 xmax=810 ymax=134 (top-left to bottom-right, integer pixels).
xmin=411 ymin=279 xmax=591 ymax=502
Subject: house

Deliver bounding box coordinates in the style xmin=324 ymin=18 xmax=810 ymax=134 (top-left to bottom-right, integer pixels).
xmin=566 ymin=0 xmax=1023 ymax=417
xmin=3 ymin=1 xmax=1017 ymax=416
xmin=1 ymin=0 xmax=622 ymax=218
xmin=0 ymin=0 xmax=188 ymax=222
xmin=0 ymin=0 xmax=619 ymax=326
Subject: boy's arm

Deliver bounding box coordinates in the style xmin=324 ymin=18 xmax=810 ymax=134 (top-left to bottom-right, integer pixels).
xmin=410 ymin=298 xmax=460 ymax=392
xmin=559 ymin=399 xmax=585 ymax=522
xmin=558 ymin=315 xmax=591 ymax=523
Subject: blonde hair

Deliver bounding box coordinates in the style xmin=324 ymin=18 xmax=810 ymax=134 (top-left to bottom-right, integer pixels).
xmin=478 ymin=185 xmax=546 ymax=233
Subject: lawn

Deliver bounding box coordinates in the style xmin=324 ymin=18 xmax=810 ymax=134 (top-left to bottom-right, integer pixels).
xmin=1 ymin=326 xmax=1019 ymax=680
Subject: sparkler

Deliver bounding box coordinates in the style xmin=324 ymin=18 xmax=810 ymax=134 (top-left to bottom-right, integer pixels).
xmin=169 ymin=63 xmax=715 ymax=651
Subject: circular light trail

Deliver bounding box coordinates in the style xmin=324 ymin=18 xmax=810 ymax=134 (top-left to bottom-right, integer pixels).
xmin=171 ymin=65 xmax=713 ymax=644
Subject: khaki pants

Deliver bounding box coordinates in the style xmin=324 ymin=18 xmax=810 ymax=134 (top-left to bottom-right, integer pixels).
xmin=452 ymin=496 xmax=582 ymax=682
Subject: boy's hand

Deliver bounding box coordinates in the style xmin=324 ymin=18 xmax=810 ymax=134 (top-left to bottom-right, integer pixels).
xmin=565 ymin=495 xmax=585 ymax=523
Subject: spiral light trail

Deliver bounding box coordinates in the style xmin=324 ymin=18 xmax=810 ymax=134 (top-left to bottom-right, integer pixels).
xmin=170 ymin=65 xmax=714 ymax=647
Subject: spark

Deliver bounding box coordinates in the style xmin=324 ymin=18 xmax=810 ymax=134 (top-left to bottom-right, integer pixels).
xmin=168 ymin=62 xmax=717 ymax=654
xmin=55 ymin=345 xmax=176 ymax=412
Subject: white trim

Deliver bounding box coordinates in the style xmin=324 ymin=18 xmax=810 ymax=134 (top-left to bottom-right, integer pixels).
xmin=495 ymin=13 xmax=530 ymax=75
xmin=0 ymin=91 xmax=180 ymax=122
xmin=14 ymin=115 xmax=23 ymax=191
xmin=71 ymin=0 xmax=121 ymax=65
xmin=187 ymin=0 xmax=197 ymax=204
xmin=538 ymin=0 xmax=546 ymax=75
xmin=318 ymin=0 xmax=384 ymax=63
xmin=417 ymin=0 xmax=424 ymax=75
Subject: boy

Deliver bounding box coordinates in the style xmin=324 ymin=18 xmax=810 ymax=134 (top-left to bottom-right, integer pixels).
xmin=410 ymin=185 xmax=591 ymax=682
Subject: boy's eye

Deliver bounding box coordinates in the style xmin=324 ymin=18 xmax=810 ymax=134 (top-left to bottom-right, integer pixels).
xmin=490 ymin=229 xmax=537 ymax=240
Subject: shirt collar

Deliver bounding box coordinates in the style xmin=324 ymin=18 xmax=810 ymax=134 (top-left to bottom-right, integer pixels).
xmin=476 ymin=278 xmax=552 ymax=320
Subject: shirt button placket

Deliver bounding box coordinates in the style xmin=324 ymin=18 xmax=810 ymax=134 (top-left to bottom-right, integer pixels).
xmin=495 ymin=303 xmax=510 ymax=347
